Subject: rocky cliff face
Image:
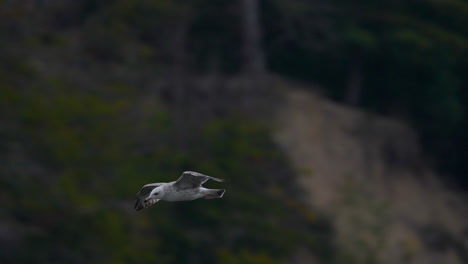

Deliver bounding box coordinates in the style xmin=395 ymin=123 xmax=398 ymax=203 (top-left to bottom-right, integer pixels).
xmin=273 ymin=87 xmax=467 ymax=264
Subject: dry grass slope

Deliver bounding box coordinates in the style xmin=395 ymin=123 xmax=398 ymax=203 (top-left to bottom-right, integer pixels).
xmin=273 ymin=87 xmax=467 ymax=264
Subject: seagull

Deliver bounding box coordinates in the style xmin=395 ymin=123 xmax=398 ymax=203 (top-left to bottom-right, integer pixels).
xmin=134 ymin=171 xmax=226 ymax=211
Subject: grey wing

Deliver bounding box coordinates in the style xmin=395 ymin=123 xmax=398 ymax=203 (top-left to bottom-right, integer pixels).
xmin=134 ymin=183 xmax=163 ymax=211
xmin=174 ymin=171 xmax=224 ymax=189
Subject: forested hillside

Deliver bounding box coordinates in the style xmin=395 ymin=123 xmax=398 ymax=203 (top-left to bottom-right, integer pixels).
xmin=0 ymin=1 xmax=466 ymax=263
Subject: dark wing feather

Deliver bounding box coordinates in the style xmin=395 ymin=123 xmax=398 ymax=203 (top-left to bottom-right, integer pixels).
xmin=134 ymin=183 xmax=163 ymax=211
xmin=174 ymin=171 xmax=224 ymax=190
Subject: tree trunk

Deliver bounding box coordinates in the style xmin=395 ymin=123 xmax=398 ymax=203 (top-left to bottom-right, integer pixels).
xmin=345 ymin=52 xmax=363 ymax=106
xmin=240 ymin=0 xmax=266 ymax=111
xmin=241 ymin=0 xmax=265 ymax=75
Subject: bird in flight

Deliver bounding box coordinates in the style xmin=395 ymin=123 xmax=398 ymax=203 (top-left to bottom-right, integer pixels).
xmin=134 ymin=171 xmax=226 ymax=211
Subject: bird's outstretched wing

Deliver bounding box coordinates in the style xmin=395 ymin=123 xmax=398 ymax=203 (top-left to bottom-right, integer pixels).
xmin=174 ymin=171 xmax=224 ymax=190
xmin=134 ymin=183 xmax=163 ymax=211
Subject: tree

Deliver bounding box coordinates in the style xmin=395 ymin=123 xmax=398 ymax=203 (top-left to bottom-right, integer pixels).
xmin=241 ymin=0 xmax=266 ymax=75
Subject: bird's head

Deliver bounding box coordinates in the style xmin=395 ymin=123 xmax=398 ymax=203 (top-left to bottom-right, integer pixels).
xmin=146 ymin=187 xmax=163 ymax=201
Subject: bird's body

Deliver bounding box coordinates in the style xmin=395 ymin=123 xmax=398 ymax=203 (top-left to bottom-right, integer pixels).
xmin=161 ymin=185 xmax=215 ymax=201
xmin=134 ymin=171 xmax=226 ymax=211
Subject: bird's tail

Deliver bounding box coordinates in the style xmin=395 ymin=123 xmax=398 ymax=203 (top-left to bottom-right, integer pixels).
xmin=203 ymin=189 xmax=226 ymax=199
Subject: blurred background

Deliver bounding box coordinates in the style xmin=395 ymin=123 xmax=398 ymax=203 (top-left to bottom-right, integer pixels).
xmin=0 ymin=0 xmax=466 ymax=263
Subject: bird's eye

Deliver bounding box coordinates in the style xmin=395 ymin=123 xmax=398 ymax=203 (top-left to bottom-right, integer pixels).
xmin=154 ymin=193 xmax=159 ymax=196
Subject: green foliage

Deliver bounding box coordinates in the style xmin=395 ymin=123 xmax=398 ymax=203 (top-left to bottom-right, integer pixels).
xmin=343 ymin=25 xmax=377 ymax=51
xmin=0 ymin=79 xmax=330 ymax=263
xmin=217 ymin=249 xmax=286 ymax=264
